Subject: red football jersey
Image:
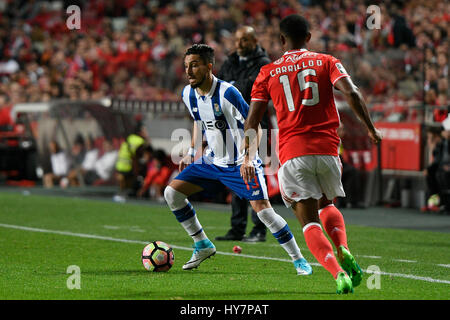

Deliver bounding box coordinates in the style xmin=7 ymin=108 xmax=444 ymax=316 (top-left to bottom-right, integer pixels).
xmin=251 ymin=49 xmax=350 ymax=165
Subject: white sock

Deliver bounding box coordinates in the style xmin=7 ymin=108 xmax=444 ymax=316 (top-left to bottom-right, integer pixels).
xmin=257 ymin=208 xmax=303 ymax=261
xmin=164 ymin=186 xmax=207 ymax=242
xmin=181 ymin=214 xmax=207 ymax=243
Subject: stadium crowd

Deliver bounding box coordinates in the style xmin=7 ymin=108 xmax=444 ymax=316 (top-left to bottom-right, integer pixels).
xmin=0 ymin=0 xmax=448 ymax=121
xmin=0 ymin=0 xmax=448 ymax=209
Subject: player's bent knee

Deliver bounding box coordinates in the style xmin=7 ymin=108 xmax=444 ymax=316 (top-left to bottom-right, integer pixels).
xmin=250 ymin=199 xmax=271 ymax=213
xmin=164 ymin=186 xmax=187 ymax=210
xmin=256 ymin=207 xmax=286 ymax=230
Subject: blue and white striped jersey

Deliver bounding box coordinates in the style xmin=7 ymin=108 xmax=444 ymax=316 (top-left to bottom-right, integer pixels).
xmin=181 ymin=76 xmax=253 ymax=167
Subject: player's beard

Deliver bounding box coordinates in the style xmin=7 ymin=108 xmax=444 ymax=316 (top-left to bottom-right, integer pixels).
xmin=190 ymin=74 xmax=206 ymax=89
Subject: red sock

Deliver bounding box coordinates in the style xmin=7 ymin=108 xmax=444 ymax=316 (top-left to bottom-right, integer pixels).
xmin=303 ymin=223 xmax=343 ymax=279
xmin=319 ymin=204 xmax=348 ymax=250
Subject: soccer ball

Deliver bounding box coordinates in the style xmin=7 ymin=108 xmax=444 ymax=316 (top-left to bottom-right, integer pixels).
xmin=141 ymin=241 xmax=174 ymax=272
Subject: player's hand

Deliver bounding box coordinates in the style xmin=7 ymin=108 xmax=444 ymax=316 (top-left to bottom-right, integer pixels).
xmin=369 ymin=128 xmax=382 ymax=144
xmin=179 ymin=154 xmax=194 ymax=172
xmin=240 ymin=157 xmax=255 ymax=183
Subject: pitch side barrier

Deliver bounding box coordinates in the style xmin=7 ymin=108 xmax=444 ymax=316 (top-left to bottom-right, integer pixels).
xmin=335 ymin=103 xmax=448 ymax=209
xmin=10 ymin=99 xmax=446 ymax=208
xmin=10 ymin=99 xmax=135 ymax=185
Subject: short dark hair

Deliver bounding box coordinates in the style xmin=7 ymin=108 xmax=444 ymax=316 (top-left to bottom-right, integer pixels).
xmin=184 ymin=44 xmax=215 ymax=66
xmin=279 ymin=14 xmax=310 ymax=44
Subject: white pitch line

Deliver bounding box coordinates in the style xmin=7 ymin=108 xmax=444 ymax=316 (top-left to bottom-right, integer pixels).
xmin=357 ymin=255 xmax=382 ymax=259
xmin=1 ymin=223 xmax=449 ymax=285
xmin=392 ymin=259 xmax=417 ymax=263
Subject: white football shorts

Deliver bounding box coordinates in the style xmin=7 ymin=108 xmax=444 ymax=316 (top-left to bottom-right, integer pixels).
xmin=278 ymin=155 xmax=346 ymax=208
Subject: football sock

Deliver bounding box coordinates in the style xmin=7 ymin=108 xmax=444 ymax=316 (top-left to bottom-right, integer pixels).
xmin=257 ymin=208 xmax=304 ymax=261
xmin=303 ymin=222 xmax=343 ymax=279
xmin=164 ymin=186 xmax=207 ymax=242
xmin=318 ymin=204 xmax=348 ymax=250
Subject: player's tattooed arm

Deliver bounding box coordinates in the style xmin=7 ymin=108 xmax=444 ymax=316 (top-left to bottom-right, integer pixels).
xmin=334 ymin=77 xmax=382 ymax=144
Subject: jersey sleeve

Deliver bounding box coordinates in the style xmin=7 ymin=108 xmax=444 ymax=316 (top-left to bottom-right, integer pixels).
xmin=328 ymin=55 xmax=350 ymax=86
xmin=181 ymin=85 xmax=195 ymax=119
xmin=251 ymin=67 xmax=270 ymax=102
xmin=223 ymin=85 xmax=249 ymax=119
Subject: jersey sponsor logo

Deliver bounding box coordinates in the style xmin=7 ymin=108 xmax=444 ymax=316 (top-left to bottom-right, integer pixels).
xmin=203 ymin=120 xmax=227 ymax=131
xmin=214 ymin=120 xmax=227 ymax=130
xmin=273 ymin=57 xmax=284 ymax=65
xmin=335 ymin=63 xmax=347 ymax=74
xmin=285 ymin=54 xmax=302 ymax=64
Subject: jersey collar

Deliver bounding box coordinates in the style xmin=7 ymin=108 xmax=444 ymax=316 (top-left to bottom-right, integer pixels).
xmin=283 ymin=48 xmax=308 ymax=55
xmin=194 ymin=75 xmax=218 ymax=100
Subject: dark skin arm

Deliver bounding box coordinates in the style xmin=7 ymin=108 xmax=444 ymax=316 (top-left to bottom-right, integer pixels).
xmin=241 ymin=76 xmax=382 ymax=182
xmin=240 ymin=100 xmax=268 ymax=183
xmin=334 ymin=76 xmax=382 ymax=144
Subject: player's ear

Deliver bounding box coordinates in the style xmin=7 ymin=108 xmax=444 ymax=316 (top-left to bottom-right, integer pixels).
xmin=305 ymin=32 xmax=312 ymax=44
xmin=280 ymin=34 xmax=286 ymax=46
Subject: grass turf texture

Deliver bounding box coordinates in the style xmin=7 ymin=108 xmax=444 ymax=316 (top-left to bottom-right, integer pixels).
xmin=0 ymin=192 xmax=449 ymax=300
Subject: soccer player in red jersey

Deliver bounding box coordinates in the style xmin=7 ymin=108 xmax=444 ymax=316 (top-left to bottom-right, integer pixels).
xmin=241 ymin=14 xmax=382 ymax=294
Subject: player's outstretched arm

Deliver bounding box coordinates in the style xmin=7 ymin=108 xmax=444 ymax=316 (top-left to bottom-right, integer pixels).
xmin=334 ymin=77 xmax=382 ymax=144
xmin=241 ymin=100 xmax=268 ymax=182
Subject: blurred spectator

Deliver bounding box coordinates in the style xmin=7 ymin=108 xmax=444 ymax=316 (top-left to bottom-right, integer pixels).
xmin=67 ymin=135 xmax=99 ymax=186
xmin=0 ymin=92 xmax=14 ymax=131
xmin=424 ymin=116 xmax=450 ymax=213
xmin=336 ymin=123 xmax=364 ymax=209
xmin=436 ymin=118 xmax=450 ymax=213
xmin=425 ymin=126 xmax=443 ymax=166
xmin=423 ymin=126 xmax=442 ymax=211
xmin=85 ymin=139 xmax=118 ymax=185
xmin=139 ymin=144 xmax=154 ymax=177
xmin=43 ymin=140 xmax=71 ymax=188
xmin=0 ymin=0 xmax=445 ymax=111
xmin=70 ymin=133 xmax=86 ymax=170
xmin=81 ymin=135 xmax=100 ymax=173
xmin=137 ymin=148 xmax=173 ymax=202
xmin=114 ymin=123 xmax=149 ymax=201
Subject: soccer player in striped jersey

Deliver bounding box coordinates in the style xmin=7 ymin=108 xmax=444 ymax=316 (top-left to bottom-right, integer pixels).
xmin=164 ymin=44 xmax=312 ymax=275
xmin=241 ymin=15 xmax=382 ymax=294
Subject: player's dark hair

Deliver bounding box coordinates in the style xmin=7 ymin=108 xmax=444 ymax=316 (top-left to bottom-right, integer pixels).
xmin=184 ymin=44 xmax=215 ymax=66
xmin=279 ymin=14 xmax=310 ymax=44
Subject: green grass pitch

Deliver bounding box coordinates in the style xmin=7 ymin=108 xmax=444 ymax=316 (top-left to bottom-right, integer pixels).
xmin=0 ymin=192 xmax=449 ymax=300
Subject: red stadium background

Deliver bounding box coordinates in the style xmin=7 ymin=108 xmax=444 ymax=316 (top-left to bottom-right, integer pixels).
xmin=0 ymin=0 xmax=448 ymax=210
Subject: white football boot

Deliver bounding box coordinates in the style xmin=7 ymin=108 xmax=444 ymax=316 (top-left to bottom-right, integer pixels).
xmin=182 ymin=239 xmax=216 ymax=270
